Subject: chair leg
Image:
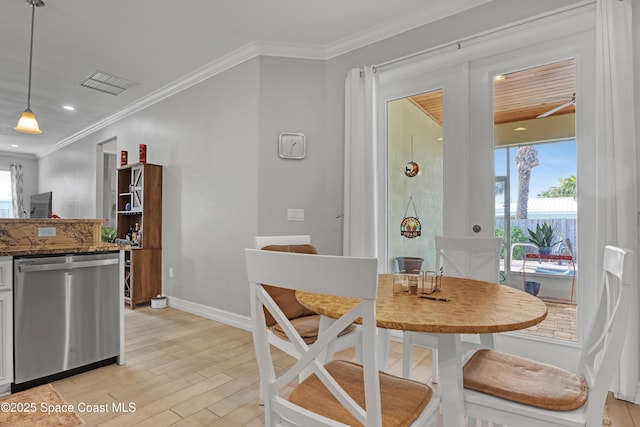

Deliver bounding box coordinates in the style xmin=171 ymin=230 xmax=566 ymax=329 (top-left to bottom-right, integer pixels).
xmin=402 ymin=334 xmax=413 ymax=378
xmin=377 ymin=328 xmax=391 ymax=371
xmin=431 ymin=348 xmax=438 ymax=383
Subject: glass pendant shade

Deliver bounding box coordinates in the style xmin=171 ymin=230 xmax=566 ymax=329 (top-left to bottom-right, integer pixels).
xmin=15 ymin=108 xmax=42 ymax=134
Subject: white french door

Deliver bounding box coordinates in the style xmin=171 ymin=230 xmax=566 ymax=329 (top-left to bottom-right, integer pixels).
xmin=377 ymin=63 xmax=476 ymax=274
xmin=376 ymin=9 xmax=596 ymax=370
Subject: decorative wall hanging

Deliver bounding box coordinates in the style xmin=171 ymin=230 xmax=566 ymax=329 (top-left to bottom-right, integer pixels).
xmin=404 ymin=135 xmax=420 ymax=177
xmin=400 ymin=194 xmax=421 ymax=238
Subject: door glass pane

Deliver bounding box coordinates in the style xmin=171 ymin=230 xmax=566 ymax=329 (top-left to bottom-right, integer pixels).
xmin=387 ymin=90 xmax=443 ymax=273
xmin=493 ymin=59 xmax=577 ymax=341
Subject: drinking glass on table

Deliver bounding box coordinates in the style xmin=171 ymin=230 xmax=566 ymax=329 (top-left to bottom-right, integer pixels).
xmin=407 ymin=270 xmax=424 ymax=295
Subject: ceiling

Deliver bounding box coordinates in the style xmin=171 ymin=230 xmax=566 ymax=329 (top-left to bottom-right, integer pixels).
xmin=410 ymin=58 xmax=576 ymax=125
xmin=1 ymin=0 xmax=495 ymax=157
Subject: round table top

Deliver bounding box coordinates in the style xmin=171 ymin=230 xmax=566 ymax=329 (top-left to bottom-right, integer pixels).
xmin=296 ymin=274 xmax=548 ymax=334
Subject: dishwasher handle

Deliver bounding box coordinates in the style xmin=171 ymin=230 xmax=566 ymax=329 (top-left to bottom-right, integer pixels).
xmin=18 ymin=258 xmax=119 ymax=273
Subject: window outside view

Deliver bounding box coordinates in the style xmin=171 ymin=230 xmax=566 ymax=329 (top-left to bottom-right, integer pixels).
xmin=493 ymin=59 xmax=577 ymax=342
xmin=0 ymin=170 xmax=12 ymax=218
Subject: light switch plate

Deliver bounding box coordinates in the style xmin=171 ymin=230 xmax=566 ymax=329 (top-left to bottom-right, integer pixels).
xmin=287 ymin=209 xmax=304 ymax=221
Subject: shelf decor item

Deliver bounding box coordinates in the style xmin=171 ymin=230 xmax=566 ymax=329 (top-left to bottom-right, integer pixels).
xmin=120 ymin=150 xmax=128 ymax=166
xmin=139 ymin=144 xmax=147 ymax=163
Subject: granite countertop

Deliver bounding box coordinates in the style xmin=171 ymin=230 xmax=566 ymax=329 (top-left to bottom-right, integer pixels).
xmin=0 ymin=243 xmax=128 ymax=257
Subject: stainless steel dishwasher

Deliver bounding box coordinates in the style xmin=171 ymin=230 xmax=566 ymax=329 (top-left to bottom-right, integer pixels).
xmin=13 ymin=252 xmax=120 ymax=390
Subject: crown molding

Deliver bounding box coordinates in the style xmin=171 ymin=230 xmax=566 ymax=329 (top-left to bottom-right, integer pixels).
xmin=35 ymin=0 xmax=525 ymax=158
xmin=0 ymin=150 xmax=37 ymax=160
xmin=323 ymin=0 xmax=495 ymax=59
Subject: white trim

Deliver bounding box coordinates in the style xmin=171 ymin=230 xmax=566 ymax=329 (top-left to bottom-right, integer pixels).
xmin=0 ymin=151 xmax=36 ymax=160
xmin=324 ymin=0 xmax=495 ymax=59
xmin=168 ymin=296 xmax=252 ymax=332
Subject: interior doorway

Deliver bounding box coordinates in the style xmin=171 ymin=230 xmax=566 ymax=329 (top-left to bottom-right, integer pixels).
xmin=98 ymin=139 xmax=117 ymax=229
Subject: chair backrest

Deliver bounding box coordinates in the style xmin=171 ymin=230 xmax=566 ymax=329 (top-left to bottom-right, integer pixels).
xmin=580 ymin=245 xmax=633 ymax=422
xmin=435 ymin=236 xmax=502 ymax=283
xmin=254 ymin=235 xmax=317 ymax=325
xmin=255 ymin=235 xmax=310 ymax=249
xmin=245 ymin=248 xmax=380 ymax=426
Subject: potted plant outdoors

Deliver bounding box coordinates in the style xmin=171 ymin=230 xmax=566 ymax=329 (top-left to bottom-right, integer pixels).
xmin=527 ymin=223 xmax=563 ymax=257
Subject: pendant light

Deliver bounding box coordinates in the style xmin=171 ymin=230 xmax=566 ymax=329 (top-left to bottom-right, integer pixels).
xmin=15 ymin=0 xmax=45 ymax=135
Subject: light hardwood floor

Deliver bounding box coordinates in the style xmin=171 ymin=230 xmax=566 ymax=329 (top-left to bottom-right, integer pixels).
xmin=52 ymin=306 xmax=640 ymax=426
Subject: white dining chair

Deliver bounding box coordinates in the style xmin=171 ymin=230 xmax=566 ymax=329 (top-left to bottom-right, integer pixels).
xmin=245 ymin=248 xmax=441 ymax=426
xmin=254 ymin=235 xmax=362 ymax=362
xmin=463 ymin=245 xmax=633 ymax=427
xmin=402 ymin=235 xmax=502 ymax=382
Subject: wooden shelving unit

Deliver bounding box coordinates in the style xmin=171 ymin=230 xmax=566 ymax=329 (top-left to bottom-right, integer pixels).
xmin=117 ymin=163 xmax=163 ymax=309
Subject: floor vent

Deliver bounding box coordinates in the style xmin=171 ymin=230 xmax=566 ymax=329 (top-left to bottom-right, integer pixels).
xmin=80 ymin=70 xmax=138 ymax=96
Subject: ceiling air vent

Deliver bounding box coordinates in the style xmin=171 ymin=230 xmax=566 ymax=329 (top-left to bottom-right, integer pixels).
xmin=80 ymin=70 xmax=138 ymax=96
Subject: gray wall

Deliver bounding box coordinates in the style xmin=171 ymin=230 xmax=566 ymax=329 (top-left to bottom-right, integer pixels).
xmin=257 ymin=57 xmax=345 ymax=255
xmin=39 ymin=59 xmax=260 ymax=315
xmin=36 ymin=0 xmax=615 ymax=318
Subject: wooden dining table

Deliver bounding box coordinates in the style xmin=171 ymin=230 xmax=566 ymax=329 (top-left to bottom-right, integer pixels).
xmin=296 ymin=273 xmax=548 ymax=427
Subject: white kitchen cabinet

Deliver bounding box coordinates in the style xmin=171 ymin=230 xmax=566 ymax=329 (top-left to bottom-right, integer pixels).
xmin=0 ymin=257 xmax=12 ymax=393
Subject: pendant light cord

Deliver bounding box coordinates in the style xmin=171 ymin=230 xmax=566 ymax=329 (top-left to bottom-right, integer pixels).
xmin=26 ymin=3 xmax=36 ymax=110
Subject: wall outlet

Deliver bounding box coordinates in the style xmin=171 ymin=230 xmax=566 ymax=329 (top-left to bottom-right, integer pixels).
xmin=287 ymin=209 xmax=304 ymax=221
xmin=169 ymin=267 xmax=174 ymax=278
xmin=37 ymin=227 xmax=56 ymax=237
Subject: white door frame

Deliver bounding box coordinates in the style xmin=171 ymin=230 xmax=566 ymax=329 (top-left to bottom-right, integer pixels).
xmin=374 ymin=5 xmax=596 ymax=371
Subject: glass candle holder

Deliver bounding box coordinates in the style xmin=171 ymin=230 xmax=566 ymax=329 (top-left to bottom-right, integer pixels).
xmin=421 ymin=270 xmax=441 ymax=294
xmin=393 ymin=272 xmax=406 ymax=294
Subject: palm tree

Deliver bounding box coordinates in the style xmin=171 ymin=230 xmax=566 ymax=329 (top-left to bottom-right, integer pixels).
xmin=514 ymin=146 xmax=539 ymax=219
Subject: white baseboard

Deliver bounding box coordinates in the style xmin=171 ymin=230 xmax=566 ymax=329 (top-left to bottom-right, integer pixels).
xmin=167 ymin=296 xmax=252 ymax=331
xmin=165 ymin=296 xmax=404 ymax=342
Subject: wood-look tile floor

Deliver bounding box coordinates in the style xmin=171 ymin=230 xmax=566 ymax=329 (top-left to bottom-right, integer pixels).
xmin=51 ymin=306 xmax=640 ymax=426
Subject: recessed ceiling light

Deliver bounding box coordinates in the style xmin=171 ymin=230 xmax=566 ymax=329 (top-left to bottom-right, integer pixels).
xmin=493 ymin=75 xmax=506 ymax=82
xmin=11 ymin=144 xmax=19 ymax=148
xmin=514 ymin=127 xmax=527 ymax=131
xmin=63 ymin=105 xmax=75 ymax=111
xmin=437 ymin=137 xmax=443 ymax=141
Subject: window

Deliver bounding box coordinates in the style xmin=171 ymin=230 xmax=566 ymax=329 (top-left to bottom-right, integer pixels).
xmin=493 ymin=60 xmax=578 ymax=342
xmin=0 ymin=170 xmax=12 ymax=218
